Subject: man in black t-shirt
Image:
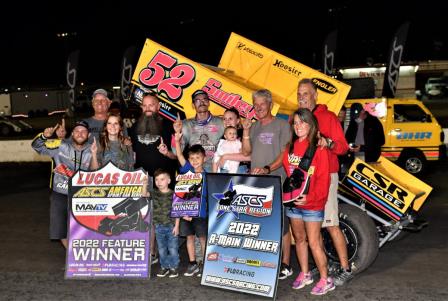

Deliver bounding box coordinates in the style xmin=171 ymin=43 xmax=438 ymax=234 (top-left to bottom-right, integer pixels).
xmin=129 ymin=92 xmax=178 ymax=265
xmin=129 ymin=92 xmax=177 ymax=187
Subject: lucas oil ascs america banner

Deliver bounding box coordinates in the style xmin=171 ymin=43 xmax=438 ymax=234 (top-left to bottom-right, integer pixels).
xmin=66 ymin=162 xmax=151 ymax=279
xmin=201 ymin=174 xmax=282 ymax=298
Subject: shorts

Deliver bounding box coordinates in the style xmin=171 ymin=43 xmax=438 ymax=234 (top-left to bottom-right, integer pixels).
xmin=179 ymin=217 xmax=207 ymax=238
xmin=285 ymin=207 xmax=324 ymax=222
xmin=322 ymin=173 xmax=339 ymax=227
xmin=49 ymin=191 xmax=68 ymax=240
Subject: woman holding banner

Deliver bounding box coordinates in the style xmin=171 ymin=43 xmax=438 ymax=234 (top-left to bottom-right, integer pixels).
xmin=282 ymin=108 xmax=334 ymax=295
xmin=91 ymin=113 xmax=134 ymax=171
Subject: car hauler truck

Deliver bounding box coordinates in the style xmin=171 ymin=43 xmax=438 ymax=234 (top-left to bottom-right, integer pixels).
xmin=130 ymin=33 xmax=433 ymax=274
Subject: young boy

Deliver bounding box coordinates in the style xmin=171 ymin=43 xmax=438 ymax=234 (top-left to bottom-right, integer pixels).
xmin=143 ymin=169 xmax=180 ymax=278
xmin=174 ymin=132 xmax=208 ymax=277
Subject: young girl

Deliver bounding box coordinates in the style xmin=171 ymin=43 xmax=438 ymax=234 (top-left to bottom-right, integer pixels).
xmin=212 ymin=126 xmax=241 ymax=173
xmin=214 ymin=108 xmax=251 ymax=173
xmin=282 ymin=108 xmax=334 ymax=295
xmin=91 ymin=113 xmax=134 ymax=170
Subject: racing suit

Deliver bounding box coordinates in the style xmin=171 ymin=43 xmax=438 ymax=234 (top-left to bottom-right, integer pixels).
xmin=31 ymin=133 xmax=93 ymax=195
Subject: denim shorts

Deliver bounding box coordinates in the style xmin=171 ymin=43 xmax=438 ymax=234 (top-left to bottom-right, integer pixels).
xmin=285 ymin=207 xmax=324 ymax=222
xmin=179 ymin=217 xmax=207 ymax=238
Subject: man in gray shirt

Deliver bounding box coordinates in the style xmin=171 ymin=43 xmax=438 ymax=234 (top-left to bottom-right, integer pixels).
xmin=83 ymin=88 xmax=128 ymax=142
xmin=241 ymin=89 xmax=293 ymax=279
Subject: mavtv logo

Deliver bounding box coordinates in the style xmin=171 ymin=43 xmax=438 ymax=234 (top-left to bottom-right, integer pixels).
xmin=75 ymin=204 xmax=108 ymax=212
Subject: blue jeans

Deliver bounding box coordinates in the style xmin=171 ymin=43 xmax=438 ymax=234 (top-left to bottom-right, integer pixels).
xmin=155 ymin=224 xmax=180 ymax=269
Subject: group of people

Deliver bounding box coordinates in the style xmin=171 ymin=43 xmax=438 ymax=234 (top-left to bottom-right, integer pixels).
xmin=32 ymin=79 xmax=385 ymax=294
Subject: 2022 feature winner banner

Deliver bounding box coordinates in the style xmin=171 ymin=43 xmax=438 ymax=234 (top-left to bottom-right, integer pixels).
xmin=202 ymin=174 xmax=282 ymax=298
xmin=171 ymin=171 xmax=203 ymax=218
xmin=66 ymin=162 xmax=151 ymax=279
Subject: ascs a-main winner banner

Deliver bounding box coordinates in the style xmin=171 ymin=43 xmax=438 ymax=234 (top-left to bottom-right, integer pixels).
xmin=202 ymin=174 xmax=282 ymax=298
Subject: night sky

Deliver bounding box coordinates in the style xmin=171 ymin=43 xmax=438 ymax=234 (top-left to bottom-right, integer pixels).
xmin=1 ymin=1 xmax=446 ymax=88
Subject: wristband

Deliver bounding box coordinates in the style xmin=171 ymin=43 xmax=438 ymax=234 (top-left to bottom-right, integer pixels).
xmin=243 ymin=136 xmax=250 ymax=139
xmin=263 ymin=165 xmax=271 ymax=173
xmin=326 ymin=137 xmax=334 ymax=149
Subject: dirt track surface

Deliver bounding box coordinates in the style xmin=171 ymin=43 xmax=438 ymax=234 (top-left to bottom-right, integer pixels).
xmin=1 ymin=162 xmax=447 ymax=300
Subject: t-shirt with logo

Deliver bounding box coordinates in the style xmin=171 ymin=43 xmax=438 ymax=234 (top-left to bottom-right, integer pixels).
xmin=129 ymin=117 xmax=177 ymax=187
xmin=282 ymin=138 xmax=330 ymax=211
xmin=181 ymin=115 xmax=224 ymax=172
xmin=249 ymin=118 xmax=291 ymax=180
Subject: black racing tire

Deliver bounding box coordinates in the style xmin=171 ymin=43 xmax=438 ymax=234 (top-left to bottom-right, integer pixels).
xmin=322 ymin=204 xmax=379 ymax=274
xmin=397 ymin=149 xmax=427 ymax=176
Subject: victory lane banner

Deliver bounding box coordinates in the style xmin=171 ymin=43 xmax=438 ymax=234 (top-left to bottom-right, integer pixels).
xmin=201 ymin=173 xmax=282 ymax=299
xmin=66 ymin=162 xmax=152 ymax=279
xmin=171 ymin=171 xmax=203 ymax=218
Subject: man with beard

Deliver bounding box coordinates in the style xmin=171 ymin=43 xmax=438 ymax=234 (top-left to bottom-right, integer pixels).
xmin=130 ymin=92 xmax=177 ymax=187
xmin=129 ymin=92 xmax=178 ymax=265
xmin=173 ymin=89 xmax=224 ymax=172
xmin=31 ymin=121 xmax=94 ymax=249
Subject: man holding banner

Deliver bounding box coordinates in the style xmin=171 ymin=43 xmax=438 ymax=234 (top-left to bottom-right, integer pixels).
xmin=241 ymin=89 xmax=293 ymax=280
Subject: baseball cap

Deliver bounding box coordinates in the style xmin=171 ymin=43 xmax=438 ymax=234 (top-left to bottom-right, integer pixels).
xmin=73 ymin=120 xmax=90 ymax=132
xmin=92 ymin=88 xmax=109 ymax=98
xmin=191 ymin=89 xmax=208 ymax=101
xmin=350 ymin=103 xmax=364 ymax=119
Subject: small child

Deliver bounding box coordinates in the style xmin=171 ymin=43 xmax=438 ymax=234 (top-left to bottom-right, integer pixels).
xmin=174 ymin=132 xmax=208 ymax=277
xmin=212 ymin=126 xmax=242 ymax=173
xmin=142 ymin=170 xmax=180 ymax=278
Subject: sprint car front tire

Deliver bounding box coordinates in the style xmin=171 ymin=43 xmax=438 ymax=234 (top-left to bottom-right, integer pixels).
xmin=322 ymin=204 xmax=379 ymax=274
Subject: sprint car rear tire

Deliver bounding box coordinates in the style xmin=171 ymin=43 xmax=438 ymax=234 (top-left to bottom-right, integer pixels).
xmin=322 ymin=204 xmax=379 ymax=274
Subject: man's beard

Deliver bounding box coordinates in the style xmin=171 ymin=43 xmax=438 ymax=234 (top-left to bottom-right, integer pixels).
xmin=73 ymin=136 xmax=88 ymax=146
xmin=136 ymin=114 xmax=163 ymax=136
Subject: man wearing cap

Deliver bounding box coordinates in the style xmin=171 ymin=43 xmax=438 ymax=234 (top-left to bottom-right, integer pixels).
xmin=32 ymin=120 xmax=94 ymax=249
xmin=83 ymin=89 xmax=128 ymax=143
xmin=345 ymin=103 xmax=385 ymax=163
xmin=173 ymin=89 xmax=224 ymax=172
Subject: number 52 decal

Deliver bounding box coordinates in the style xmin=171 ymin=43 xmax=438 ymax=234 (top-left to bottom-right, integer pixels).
xmin=139 ymin=51 xmax=196 ymax=102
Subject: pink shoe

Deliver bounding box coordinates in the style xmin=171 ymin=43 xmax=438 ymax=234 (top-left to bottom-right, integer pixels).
xmin=310 ymin=277 xmax=335 ymax=295
xmin=292 ymin=272 xmax=313 ymax=290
